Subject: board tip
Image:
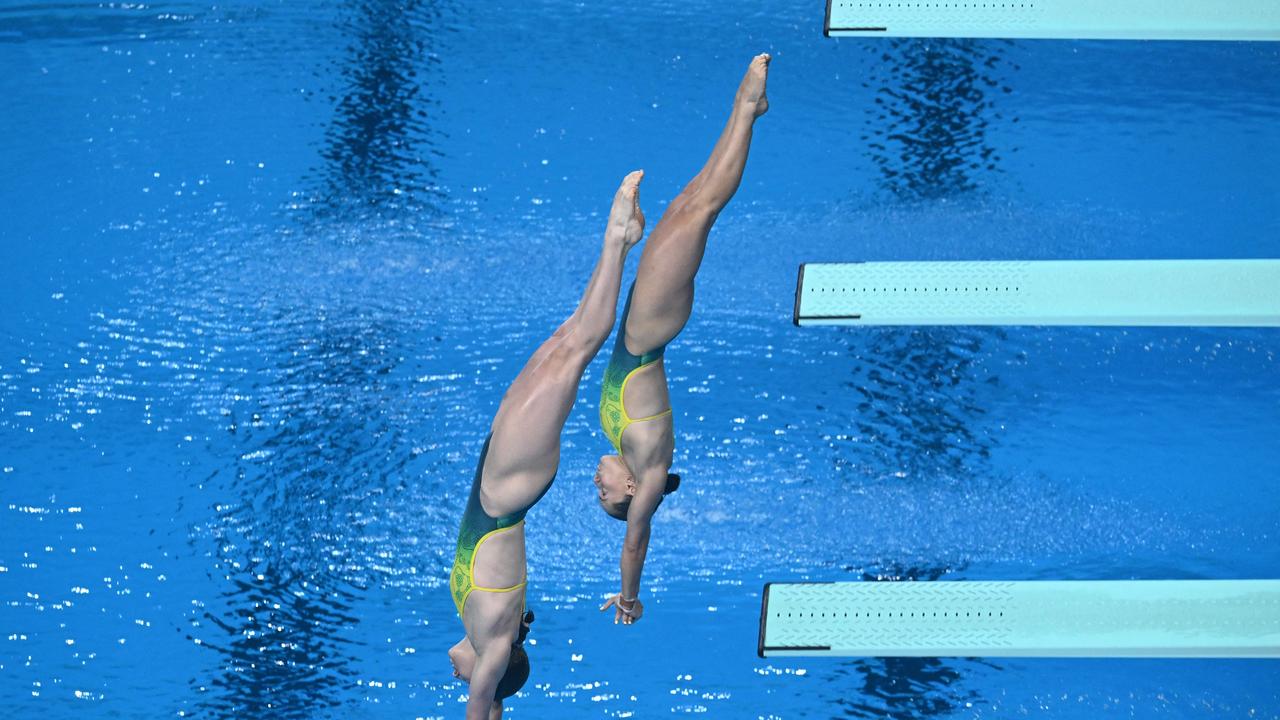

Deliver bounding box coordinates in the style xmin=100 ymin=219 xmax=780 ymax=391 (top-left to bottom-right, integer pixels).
xmin=757 ymin=582 xmax=773 ymax=658
xmin=793 ymin=264 xmax=806 ymax=327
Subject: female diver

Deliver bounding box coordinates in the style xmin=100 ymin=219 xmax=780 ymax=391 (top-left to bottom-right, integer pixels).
xmin=596 ymin=54 xmax=770 ymax=625
xmin=448 ymin=170 xmax=645 ymax=718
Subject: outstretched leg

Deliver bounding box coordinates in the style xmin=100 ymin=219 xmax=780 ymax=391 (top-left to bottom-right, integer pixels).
xmin=624 ymin=54 xmax=770 ymax=354
xmin=482 ymin=171 xmax=646 ymax=511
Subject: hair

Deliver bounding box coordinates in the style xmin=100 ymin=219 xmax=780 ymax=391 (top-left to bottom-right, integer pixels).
xmin=604 ymin=473 xmax=681 ymax=521
xmin=494 ymin=645 xmax=529 ymax=700
xmin=494 ymin=611 xmax=535 ymax=701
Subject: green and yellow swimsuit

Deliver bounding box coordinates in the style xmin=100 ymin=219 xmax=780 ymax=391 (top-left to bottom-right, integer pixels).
xmin=599 ymin=283 xmax=672 ymax=455
xmin=449 ymin=435 xmax=551 ymax=616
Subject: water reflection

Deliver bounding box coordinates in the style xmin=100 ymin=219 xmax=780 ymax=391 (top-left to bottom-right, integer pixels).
xmin=0 ymin=3 xmax=198 ymax=46
xmin=185 ymin=303 xmax=414 ymax=717
xmin=188 ymin=570 xmax=363 ymax=718
xmin=837 ymin=327 xmax=1013 ymax=480
xmin=833 ymin=656 xmax=982 ymax=719
xmin=305 ymin=0 xmax=453 ymax=220
xmin=859 ymin=39 xmax=1016 ymax=201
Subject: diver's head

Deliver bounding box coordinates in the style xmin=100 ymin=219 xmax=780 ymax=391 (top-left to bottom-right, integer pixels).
xmin=495 ymin=610 xmax=535 ymax=700
xmin=593 ymin=455 xmax=681 ymax=521
xmin=449 ymin=611 xmax=535 ymax=699
xmin=494 ymin=644 xmax=530 ymax=700
xmin=594 ymin=454 xmax=636 ymax=519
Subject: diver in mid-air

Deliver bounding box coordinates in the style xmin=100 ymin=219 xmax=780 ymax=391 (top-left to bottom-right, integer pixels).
xmin=594 ymin=53 xmax=771 ymax=626
xmin=447 ymin=170 xmax=645 ymax=719
xmin=446 ymin=52 xmax=770 ymax=717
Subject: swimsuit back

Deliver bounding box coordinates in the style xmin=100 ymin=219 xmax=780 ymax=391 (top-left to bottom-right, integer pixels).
xmin=599 ymin=282 xmax=672 ymax=456
xmin=449 ymin=435 xmax=552 ymax=616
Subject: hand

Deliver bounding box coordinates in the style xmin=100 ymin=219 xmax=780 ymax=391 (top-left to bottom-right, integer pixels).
xmin=599 ymin=594 xmax=644 ymax=625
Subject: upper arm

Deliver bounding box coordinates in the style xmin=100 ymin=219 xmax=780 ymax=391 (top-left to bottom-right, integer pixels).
xmin=623 ymin=480 xmax=663 ymax=551
xmin=466 ymin=638 xmax=512 ymax=720
xmin=463 ymin=594 xmax=521 ymax=718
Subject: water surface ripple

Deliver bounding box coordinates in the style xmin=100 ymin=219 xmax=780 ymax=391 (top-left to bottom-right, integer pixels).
xmin=1 ymin=1 xmax=1278 ymax=717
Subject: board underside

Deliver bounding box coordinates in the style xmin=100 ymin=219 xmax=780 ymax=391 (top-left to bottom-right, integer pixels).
xmin=759 ymin=580 xmax=1280 ymax=658
xmin=824 ymin=0 xmax=1280 ymax=40
xmin=794 ymin=259 xmax=1280 ymax=327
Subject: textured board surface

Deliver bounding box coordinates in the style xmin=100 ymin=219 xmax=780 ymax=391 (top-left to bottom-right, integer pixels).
xmin=794 ymin=259 xmax=1280 ymax=327
xmin=759 ymin=580 xmax=1280 ymax=658
xmin=825 ymin=0 xmax=1280 ymax=40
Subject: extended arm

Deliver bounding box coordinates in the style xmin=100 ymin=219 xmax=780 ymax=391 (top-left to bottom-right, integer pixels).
xmin=607 ymin=472 xmax=665 ymax=624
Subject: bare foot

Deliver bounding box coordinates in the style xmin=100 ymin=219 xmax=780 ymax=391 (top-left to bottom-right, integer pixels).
xmin=608 ymin=170 xmax=645 ymax=249
xmin=735 ymin=53 xmax=770 ymax=119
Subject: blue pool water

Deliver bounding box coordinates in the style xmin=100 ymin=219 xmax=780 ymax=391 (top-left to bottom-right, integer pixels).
xmin=2 ymin=2 xmax=1279 ymax=717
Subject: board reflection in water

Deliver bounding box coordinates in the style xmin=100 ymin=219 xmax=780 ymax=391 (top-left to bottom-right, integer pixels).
xmin=858 ymin=39 xmax=1017 ymax=201
xmin=185 ymin=307 xmax=416 ymax=717
xmin=838 ymin=327 xmax=1013 ymax=482
xmin=305 ymin=0 xmax=457 ymax=221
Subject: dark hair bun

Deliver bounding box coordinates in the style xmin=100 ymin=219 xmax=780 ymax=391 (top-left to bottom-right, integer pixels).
xmin=517 ymin=611 xmax=534 ymax=644
xmin=664 ymin=473 xmax=681 ymax=495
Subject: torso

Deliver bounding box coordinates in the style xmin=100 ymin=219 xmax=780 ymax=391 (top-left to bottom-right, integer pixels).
xmin=598 ymin=281 xmax=677 ymax=477
xmin=618 ymin=355 xmax=675 ymax=471
xmin=469 ymin=522 xmax=526 ymax=598
xmin=450 ymin=436 xmax=549 ymax=617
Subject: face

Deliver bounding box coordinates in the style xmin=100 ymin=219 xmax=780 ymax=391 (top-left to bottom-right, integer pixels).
xmin=448 ymin=637 xmax=476 ymax=682
xmin=593 ymin=455 xmax=635 ymax=507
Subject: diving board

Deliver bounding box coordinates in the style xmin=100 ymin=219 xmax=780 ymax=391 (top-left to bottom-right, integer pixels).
xmin=793 ymin=259 xmax=1280 ymax=327
xmin=758 ymin=580 xmax=1280 ymax=658
xmin=824 ymin=0 xmax=1280 ymax=41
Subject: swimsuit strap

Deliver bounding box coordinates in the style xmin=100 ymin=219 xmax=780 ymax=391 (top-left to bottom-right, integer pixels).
xmin=629 ymin=407 xmax=673 ymax=424
xmin=472 ymin=579 xmax=528 ymax=594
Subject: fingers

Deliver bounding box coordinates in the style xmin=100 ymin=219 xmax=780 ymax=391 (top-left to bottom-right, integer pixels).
xmin=600 ymin=594 xmax=643 ymax=624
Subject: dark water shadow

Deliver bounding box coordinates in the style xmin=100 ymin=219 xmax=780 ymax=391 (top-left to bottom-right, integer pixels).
xmin=186 ymin=568 xmax=364 ymax=718
xmin=859 ymin=39 xmax=1017 ymax=202
xmin=183 ymin=306 xmax=416 ymax=718
xmin=834 ymin=326 xmax=1016 ymax=482
xmin=303 ymin=0 xmax=455 ymax=223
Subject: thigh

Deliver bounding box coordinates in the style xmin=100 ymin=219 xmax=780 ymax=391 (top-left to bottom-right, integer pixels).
xmin=482 ymin=331 xmax=585 ymax=511
xmin=626 ymin=201 xmax=716 ymax=352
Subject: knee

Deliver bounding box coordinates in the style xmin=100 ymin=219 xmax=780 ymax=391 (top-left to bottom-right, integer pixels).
xmin=546 ymin=341 xmax=593 ymax=384
xmin=551 ymin=317 xmax=577 ymax=339
xmin=668 ymin=191 xmax=720 ymax=227
xmin=557 ymin=323 xmax=605 ymax=363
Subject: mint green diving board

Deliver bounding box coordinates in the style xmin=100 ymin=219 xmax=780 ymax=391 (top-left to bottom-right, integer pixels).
xmin=824 ymin=0 xmax=1280 ymax=40
xmin=793 ymin=259 xmax=1280 ymax=327
xmin=758 ymin=580 xmax=1280 ymax=658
